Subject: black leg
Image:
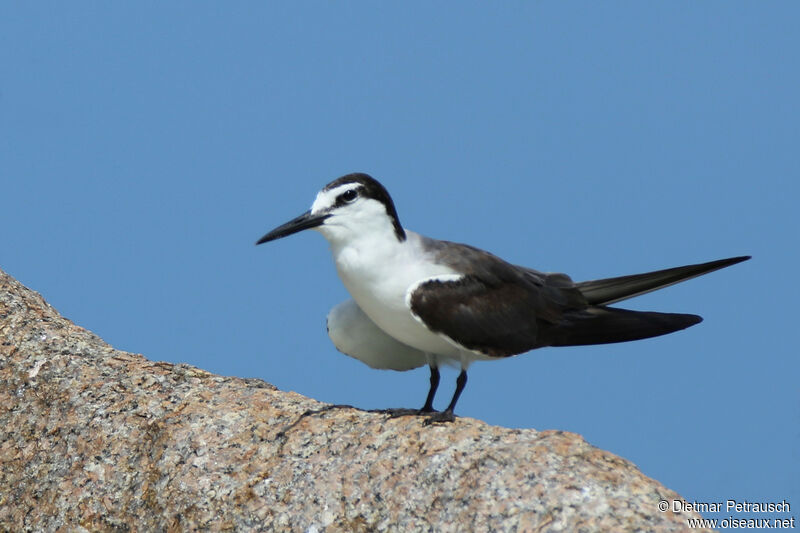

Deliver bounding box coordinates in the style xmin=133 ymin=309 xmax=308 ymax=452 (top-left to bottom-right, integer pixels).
xmin=419 ymin=365 xmax=440 ymax=413
xmin=444 ymin=369 xmax=467 ymax=414
xmin=424 ymin=370 xmax=467 ymax=424
xmin=384 ymin=364 xmax=441 ymax=419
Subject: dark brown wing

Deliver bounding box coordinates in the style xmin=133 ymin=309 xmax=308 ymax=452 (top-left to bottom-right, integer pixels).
xmin=412 ymin=239 xmax=718 ymax=356
xmin=575 ymin=256 xmax=750 ymax=305
xmin=410 ymin=242 xmax=587 ymax=357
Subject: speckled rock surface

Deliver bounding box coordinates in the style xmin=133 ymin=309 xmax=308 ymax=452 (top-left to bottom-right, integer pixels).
xmin=0 ymin=268 xmax=711 ymax=532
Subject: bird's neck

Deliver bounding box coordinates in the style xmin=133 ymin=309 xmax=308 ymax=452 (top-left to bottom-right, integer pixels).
xmin=330 ymin=228 xmax=410 ymax=276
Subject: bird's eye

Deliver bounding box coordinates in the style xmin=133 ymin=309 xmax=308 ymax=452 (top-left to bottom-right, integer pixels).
xmin=340 ymin=189 xmax=358 ymax=203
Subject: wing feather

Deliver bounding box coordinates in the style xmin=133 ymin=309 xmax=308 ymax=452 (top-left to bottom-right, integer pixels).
xmin=408 ymin=269 xmax=586 ymax=358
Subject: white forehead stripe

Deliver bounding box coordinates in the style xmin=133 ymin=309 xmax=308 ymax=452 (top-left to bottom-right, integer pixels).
xmin=311 ymin=183 xmax=360 ymax=213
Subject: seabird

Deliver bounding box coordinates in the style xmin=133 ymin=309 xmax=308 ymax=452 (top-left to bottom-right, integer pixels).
xmin=257 ymin=173 xmax=749 ymax=422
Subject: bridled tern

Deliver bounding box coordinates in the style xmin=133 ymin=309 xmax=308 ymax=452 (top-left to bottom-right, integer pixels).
xmin=256 ymin=173 xmax=749 ymax=422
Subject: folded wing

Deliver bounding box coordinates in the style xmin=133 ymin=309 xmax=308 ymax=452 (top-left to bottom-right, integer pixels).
xmin=408 ymin=247 xmax=749 ymax=357
xmin=575 ymin=256 xmax=750 ymax=305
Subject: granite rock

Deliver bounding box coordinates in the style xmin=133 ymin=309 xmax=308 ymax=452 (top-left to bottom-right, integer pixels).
xmin=0 ymin=268 xmax=711 ymax=532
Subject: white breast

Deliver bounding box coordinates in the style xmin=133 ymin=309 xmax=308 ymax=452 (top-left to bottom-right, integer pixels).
xmin=330 ymin=230 xmax=463 ymax=357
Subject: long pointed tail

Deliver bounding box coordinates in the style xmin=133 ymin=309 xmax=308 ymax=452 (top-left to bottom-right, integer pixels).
xmin=575 ymin=256 xmax=750 ymax=306
xmin=542 ymin=306 xmax=702 ymax=348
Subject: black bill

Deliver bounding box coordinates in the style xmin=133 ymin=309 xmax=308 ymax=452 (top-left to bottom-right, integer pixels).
xmin=256 ymin=210 xmax=330 ymax=245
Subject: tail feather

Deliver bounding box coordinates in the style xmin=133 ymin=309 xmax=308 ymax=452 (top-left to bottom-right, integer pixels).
xmin=575 ymin=256 xmax=750 ymax=306
xmin=541 ymin=306 xmax=702 ymax=347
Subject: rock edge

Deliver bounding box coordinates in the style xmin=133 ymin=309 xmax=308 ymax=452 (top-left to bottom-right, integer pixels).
xmin=0 ymin=268 xmax=710 ymax=532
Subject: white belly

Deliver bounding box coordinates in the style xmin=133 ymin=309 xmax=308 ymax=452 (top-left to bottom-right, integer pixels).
xmin=331 ymin=232 xmax=462 ymax=358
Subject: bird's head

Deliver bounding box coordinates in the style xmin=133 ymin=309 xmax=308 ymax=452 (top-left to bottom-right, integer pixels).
xmin=256 ymin=173 xmax=406 ymax=247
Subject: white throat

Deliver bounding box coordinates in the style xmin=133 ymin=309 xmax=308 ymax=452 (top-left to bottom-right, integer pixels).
xmin=311 ymin=190 xmax=402 ymax=251
xmin=305 ymin=181 xmax=464 ymax=357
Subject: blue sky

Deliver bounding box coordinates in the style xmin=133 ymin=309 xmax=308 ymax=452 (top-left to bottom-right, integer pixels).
xmin=2 ymin=2 xmax=797 ymax=520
